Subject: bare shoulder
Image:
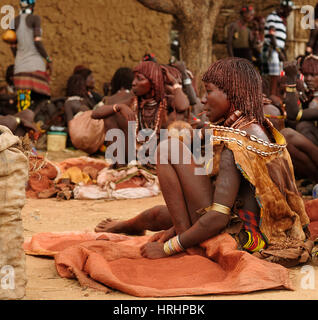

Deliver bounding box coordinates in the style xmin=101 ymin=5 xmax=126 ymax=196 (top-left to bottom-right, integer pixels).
xmin=309 ymin=98 xmax=318 ymax=109
xmin=244 ymin=123 xmax=271 ymax=143
xmin=263 ymin=103 xmax=281 ymax=116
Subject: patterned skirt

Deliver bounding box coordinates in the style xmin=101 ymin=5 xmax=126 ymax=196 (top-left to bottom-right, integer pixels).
xmin=13 ymin=71 xmax=51 ymax=97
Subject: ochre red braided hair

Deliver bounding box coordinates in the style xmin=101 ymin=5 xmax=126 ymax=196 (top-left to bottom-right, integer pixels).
xmin=301 ymin=54 xmax=318 ymax=75
xmin=133 ymin=61 xmax=166 ymax=103
xmin=202 ymin=57 xmax=265 ymax=125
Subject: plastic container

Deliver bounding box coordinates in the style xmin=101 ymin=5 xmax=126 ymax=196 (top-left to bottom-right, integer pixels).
xmin=47 ymin=131 xmax=67 ymax=152
xmin=313 ymin=184 xmax=318 ymax=199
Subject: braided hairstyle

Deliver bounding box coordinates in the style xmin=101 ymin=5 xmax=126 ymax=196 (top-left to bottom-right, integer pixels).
xmin=202 ymin=57 xmax=264 ymax=125
xmin=133 ymin=61 xmax=165 ymax=103
xmin=110 ymin=67 xmax=134 ymax=95
xmin=66 ymin=74 xmax=87 ymax=97
xmin=300 ymin=54 xmax=318 ymax=75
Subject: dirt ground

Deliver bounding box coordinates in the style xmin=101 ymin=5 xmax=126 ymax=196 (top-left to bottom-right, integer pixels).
xmin=21 ymin=150 xmax=318 ymax=300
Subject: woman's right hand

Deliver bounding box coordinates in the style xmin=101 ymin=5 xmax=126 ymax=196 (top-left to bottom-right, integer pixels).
xmin=118 ymin=104 xmax=136 ymax=121
xmin=148 ymin=227 xmax=176 ymax=243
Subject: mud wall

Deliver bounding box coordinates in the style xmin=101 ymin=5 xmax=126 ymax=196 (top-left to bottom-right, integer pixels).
xmin=0 ymin=0 xmax=173 ymax=97
xmin=0 ymin=0 xmax=314 ymax=97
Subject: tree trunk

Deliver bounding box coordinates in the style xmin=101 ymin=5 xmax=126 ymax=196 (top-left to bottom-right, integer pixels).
xmin=137 ymin=0 xmax=224 ymax=91
xmin=178 ymin=19 xmax=213 ymax=84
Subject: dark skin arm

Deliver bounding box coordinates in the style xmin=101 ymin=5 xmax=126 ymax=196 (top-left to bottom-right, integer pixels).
xmin=284 ymin=62 xmax=318 ymax=121
xmin=9 ymin=17 xmax=18 ymax=57
xmin=0 ymin=115 xmax=19 ymax=132
xmin=306 ymin=28 xmax=318 ymax=54
xmin=91 ymin=103 xmax=136 ymax=122
xmin=227 ymin=23 xmax=235 ymax=57
xmin=178 ymin=148 xmax=240 ymax=249
xmin=32 ymin=16 xmax=53 ymax=75
xmin=162 ymin=67 xmax=190 ymax=113
xmin=173 ymin=61 xmax=197 ymax=106
xmin=140 ymin=148 xmax=241 ymax=259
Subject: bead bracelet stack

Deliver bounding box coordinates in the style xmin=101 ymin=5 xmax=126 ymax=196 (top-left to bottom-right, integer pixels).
xmin=163 ymin=235 xmax=185 ymax=256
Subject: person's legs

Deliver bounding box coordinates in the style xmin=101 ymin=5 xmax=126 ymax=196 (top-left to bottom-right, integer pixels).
xmin=16 ymin=89 xmax=31 ymax=112
xmin=270 ymin=75 xmax=279 ymax=96
xmin=282 ymin=127 xmax=318 ymax=182
xmin=95 ymin=205 xmax=172 ymax=234
xmin=95 ymin=138 xmax=214 ymax=235
xmin=156 ymin=138 xmax=213 ymax=234
xmin=296 ymin=121 xmax=318 ymax=146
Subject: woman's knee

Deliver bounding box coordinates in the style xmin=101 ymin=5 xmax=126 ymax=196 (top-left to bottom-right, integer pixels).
xmin=156 ymin=137 xmax=192 ymax=165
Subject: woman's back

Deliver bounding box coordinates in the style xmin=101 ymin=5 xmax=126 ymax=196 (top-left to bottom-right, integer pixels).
xmin=14 ymin=14 xmax=46 ymax=74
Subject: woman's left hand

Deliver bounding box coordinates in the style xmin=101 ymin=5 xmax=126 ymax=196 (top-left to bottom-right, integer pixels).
xmin=140 ymin=242 xmax=167 ymax=259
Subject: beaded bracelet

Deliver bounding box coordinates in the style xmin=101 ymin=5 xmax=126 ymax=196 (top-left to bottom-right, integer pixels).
xmin=113 ymin=104 xmax=119 ymax=113
xmin=210 ymin=202 xmax=231 ymax=215
xmin=183 ymin=78 xmax=192 ymax=86
xmin=296 ymin=109 xmax=303 ymax=121
xmin=163 ymin=236 xmax=185 ymax=256
xmin=173 ymin=83 xmax=182 ymax=90
xmin=285 ymin=86 xmax=297 ymax=93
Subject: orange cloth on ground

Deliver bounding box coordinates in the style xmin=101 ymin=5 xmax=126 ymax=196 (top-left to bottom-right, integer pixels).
xmin=306 ymin=199 xmax=318 ymax=240
xmin=23 ymin=232 xmax=293 ymax=297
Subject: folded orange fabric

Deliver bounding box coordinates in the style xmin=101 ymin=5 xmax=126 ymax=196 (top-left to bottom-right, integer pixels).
xmin=24 ymin=232 xmax=293 ymax=297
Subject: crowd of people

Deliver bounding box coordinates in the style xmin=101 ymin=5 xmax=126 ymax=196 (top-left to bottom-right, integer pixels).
xmin=1 ymin=0 xmax=318 ymax=277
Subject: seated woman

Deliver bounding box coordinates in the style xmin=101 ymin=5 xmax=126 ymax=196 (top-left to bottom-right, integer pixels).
xmin=74 ymin=68 xmax=103 ymax=107
xmin=290 ymin=55 xmax=318 ymax=146
xmin=96 ymin=58 xmax=310 ymax=265
xmin=92 ymin=61 xmax=190 ymax=163
xmin=264 ymin=97 xmax=318 ymax=183
xmin=263 ymin=66 xmax=318 ymax=184
xmin=102 ymin=67 xmax=134 ymax=106
xmin=64 ymin=74 xmax=91 ymax=125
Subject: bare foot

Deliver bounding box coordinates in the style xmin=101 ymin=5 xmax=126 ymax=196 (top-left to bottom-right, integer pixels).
xmin=95 ymin=218 xmax=145 ymax=236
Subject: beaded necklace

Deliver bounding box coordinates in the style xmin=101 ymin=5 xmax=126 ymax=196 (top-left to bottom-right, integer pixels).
xmin=132 ymin=97 xmax=167 ymax=144
xmin=209 ymin=119 xmax=287 ymax=157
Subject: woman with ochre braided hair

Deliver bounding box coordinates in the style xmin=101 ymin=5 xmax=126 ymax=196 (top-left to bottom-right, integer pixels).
xmin=92 ymin=60 xmax=190 ymax=163
xmin=96 ymin=58 xmax=311 ymax=267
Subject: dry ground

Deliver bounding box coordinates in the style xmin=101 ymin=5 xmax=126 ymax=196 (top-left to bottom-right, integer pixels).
xmin=21 ymin=150 xmax=318 ymax=300
xmin=22 ymin=196 xmax=318 ymax=301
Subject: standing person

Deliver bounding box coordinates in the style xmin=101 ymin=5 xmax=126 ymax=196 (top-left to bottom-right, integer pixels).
xmin=251 ymin=16 xmax=266 ymax=70
xmin=10 ymin=0 xmax=52 ymax=113
xmin=227 ymin=5 xmax=255 ymax=62
xmin=262 ymin=0 xmax=293 ymax=96
xmin=305 ymin=3 xmax=318 ymax=56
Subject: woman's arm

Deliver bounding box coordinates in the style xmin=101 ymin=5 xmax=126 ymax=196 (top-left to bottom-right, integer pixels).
xmin=227 ymin=23 xmax=235 ymax=57
xmin=141 ymin=148 xmax=242 ymax=259
xmin=92 ymin=103 xmax=136 ymax=122
xmin=0 ymin=115 xmax=19 ymax=132
xmin=178 ymin=148 xmax=241 ymax=249
xmin=173 ymin=62 xmax=198 ymax=106
xmin=32 ymin=15 xmax=53 ymax=74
